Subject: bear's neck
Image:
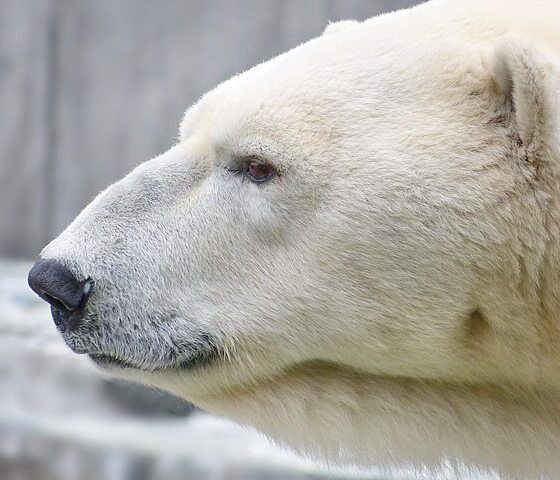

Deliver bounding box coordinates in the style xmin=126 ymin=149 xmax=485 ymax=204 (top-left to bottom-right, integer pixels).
xmin=192 ymin=361 xmax=560 ymax=478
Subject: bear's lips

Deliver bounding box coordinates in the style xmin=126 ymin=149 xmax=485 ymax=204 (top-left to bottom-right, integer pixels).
xmin=88 ymin=353 xmax=144 ymax=370
xmin=87 ymin=345 xmax=221 ymax=372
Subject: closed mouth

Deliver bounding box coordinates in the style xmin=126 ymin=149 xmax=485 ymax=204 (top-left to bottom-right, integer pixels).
xmin=88 ymin=346 xmax=220 ymax=372
xmin=88 ymin=353 xmax=140 ymax=369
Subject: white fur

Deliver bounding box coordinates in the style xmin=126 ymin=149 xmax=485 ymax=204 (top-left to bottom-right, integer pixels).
xmin=41 ymin=0 xmax=560 ymax=478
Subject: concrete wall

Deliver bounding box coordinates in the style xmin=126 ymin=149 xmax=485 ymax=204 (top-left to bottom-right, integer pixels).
xmin=0 ymin=0 xmax=422 ymax=259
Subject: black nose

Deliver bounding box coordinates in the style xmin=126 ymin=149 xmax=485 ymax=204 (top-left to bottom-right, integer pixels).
xmin=28 ymin=258 xmax=93 ymax=332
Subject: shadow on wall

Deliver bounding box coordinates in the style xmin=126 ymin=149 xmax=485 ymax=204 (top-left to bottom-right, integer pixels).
xmin=0 ymin=0 xmax=425 ymax=259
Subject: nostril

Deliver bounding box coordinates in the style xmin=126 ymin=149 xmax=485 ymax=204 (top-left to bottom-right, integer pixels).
xmin=42 ymin=292 xmax=71 ymax=312
xmin=40 ymin=278 xmax=94 ymax=312
xmin=28 ymin=259 xmax=94 ymax=331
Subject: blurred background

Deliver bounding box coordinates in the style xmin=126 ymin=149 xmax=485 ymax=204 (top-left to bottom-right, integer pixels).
xmin=0 ymin=1 xmax=429 ymax=479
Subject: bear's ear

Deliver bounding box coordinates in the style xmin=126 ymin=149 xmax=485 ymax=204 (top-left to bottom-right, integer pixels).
xmin=322 ymin=20 xmax=360 ymax=37
xmin=490 ymin=40 xmax=558 ymax=156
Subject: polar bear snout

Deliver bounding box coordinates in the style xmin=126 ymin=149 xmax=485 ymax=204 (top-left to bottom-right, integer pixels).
xmin=28 ymin=258 xmax=94 ymax=333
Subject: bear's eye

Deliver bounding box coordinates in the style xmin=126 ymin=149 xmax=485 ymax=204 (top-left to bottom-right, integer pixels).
xmin=246 ymin=159 xmax=276 ymax=184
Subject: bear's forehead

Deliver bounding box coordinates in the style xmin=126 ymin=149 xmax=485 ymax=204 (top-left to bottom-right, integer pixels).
xmin=178 ymin=12 xmax=488 ymax=153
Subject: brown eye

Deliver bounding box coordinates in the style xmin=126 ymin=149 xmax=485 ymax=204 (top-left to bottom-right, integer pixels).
xmin=246 ymin=160 xmax=276 ymax=183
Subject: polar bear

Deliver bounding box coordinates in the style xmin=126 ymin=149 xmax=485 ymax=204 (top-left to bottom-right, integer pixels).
xmin=28 ymin=0 xmax=560 ymax=478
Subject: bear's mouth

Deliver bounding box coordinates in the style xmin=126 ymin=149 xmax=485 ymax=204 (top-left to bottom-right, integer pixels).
xmin=88 ymin=346 xmax=221 ymax=372
xmin=88 ymin=353 xmax=140 ymax=369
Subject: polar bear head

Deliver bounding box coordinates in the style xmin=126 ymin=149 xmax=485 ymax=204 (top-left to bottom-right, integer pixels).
xmin=29 ymin=1 xmax=560 ymax=476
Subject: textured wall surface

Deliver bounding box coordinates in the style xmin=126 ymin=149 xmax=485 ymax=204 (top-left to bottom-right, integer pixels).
xmin=0 ymin=0 xmax=423 ymax=258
